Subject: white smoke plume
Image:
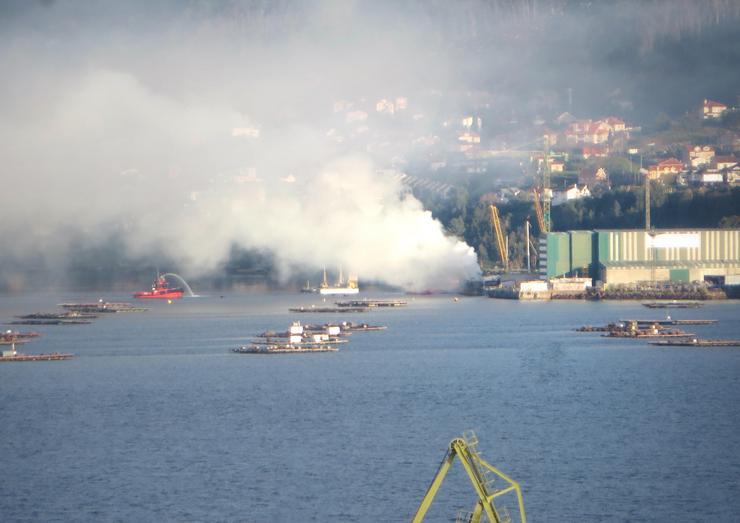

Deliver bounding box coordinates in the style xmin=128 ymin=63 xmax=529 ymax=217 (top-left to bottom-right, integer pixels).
xmin=0 ymin=2 xmax=480 ymax=291
xmin=1 ymin=0 xmax=738 ymax=291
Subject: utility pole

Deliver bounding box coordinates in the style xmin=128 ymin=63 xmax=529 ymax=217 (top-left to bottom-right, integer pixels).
xmin=543 ymin=137 xmax=551 ymax=233
xmin=645 ymin=171 xmax=655 ymax=282
xmin=525 ymin=219 xmax=531 ymax=273
xmin=644 ymin=172 xmax=651 ymax=231
xmin=505 ymin=236 xmax=509 ymax=272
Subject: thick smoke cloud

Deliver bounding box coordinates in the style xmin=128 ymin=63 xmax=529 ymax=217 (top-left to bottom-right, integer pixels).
xmin=0 ymin=1 xmax=480 ymax=290
xmin=1 ymin=0 xmax=738 ymax=290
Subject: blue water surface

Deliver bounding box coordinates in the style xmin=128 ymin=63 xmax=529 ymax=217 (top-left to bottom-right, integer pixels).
xmin=1 ymin=292 xmax=739 ymax=522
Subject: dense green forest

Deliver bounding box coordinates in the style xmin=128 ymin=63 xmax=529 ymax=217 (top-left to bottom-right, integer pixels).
xmin=419 ymin=185 xmax=740 ymax=270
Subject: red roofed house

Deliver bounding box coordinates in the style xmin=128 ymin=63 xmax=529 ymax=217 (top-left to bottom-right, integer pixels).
xmin=586 ymin=122 xmax=611 ymax=144
xmin=603 ymin=117 xmax=626 ymax=132
xmin=688 ymin=145 xmax=715 ymax=169
xmin=582 ymin=145 xmax=608 ymax=159
xmin=648 ymin=158 xmax=683 ymax=180
xmin=727 ymin=165 xmax=740 ymax=186
xmin=703 ymin=99 xmax=727 ymax=119
xmin=579 ymin=166 xmax=609 ymax=188
xmin=713 ymin=156 xmax=738 ymax=170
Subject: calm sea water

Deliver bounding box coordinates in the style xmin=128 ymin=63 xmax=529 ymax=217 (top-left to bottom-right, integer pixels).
xmin=1 ymin=292 xmax=739 ymax=522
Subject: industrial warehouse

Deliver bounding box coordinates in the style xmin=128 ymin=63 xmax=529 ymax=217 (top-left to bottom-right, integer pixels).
xmin=541 ymin=228 xmax=740 ymax=286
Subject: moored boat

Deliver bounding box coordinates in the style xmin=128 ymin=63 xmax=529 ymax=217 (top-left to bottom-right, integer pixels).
xmin=318 ymin=267 xmax=359 ymax=295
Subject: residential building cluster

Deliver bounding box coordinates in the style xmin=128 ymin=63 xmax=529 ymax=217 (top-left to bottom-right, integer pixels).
xmin=226 ymin=92 xmax=738 ymax=204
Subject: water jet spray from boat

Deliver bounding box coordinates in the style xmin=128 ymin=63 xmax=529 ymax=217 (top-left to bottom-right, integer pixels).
xmin=161 ymin=273 xmax=196 ymax=297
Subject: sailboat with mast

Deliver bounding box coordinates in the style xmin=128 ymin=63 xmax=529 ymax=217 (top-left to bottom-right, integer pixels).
xmin=319 ymin=267 xmax=359 ymax=295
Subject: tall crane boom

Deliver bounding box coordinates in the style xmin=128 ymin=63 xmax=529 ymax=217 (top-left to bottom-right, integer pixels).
xmin=489 ymin=205 xmax=508 ymax=271
xmin=542 ymin=137 xmax=552 ymax=233
xmin=412 ymin=431 xmax=527 ymax=523
xmin=532 ymin=189 xmax=545 ymax=234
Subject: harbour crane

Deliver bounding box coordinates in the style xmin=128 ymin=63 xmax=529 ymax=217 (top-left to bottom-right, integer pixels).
xmin=541 ymin=137 xmax=552 ymax=233
xmin=531 ymin=188 xmax=546 ymax=234
xmin=412 ymin=431 xmax=527 ymax=523
xmin=489 ymin=205 xmax=509 ymax=271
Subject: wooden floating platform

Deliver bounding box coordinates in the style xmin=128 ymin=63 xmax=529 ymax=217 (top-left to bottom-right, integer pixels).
xmin=0 ymin=338 xmax=28 ymax=345
xmin=603 ymin=329 xmax=694 ymax=338
xmin=316 ymin=322 xmax=387 ymax=332
xmin=619 ymin=319 xmax=717 ymax=326
xmin=642 ymin=302 xmax=703 ymax=309
xmin=289 ymin=306 xmax=368 ymax=313
xmin=1 ymin=353 xmax=74 ymax=362
xmin=650 ymin=339 xmax=740 ymax=347
xmin=576 ymin=325 xmax=610 ymax=332
xmin=2 ymin=331 xmax=42 ymax=339
xmin=253 ymin=335 xmax=348 ymax=344
xmin=16 ymin=312 xmax=97 ymax=320
xmin=8 ymin=319 xmax=92 ymax=325
xmin=334 ymin=299 xmax=407 ymax=308
xmin=232 ymin=345 xmax=338 ymax=354
xmin=59 ymin=302 xmax=149 ymax=313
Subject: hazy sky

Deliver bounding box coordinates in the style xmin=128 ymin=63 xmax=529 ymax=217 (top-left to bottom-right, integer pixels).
xmin=1 ymin=0 xmax=738 ymax=289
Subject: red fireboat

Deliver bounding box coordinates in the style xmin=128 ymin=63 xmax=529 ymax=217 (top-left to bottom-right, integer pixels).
xmin=134 ymin=274 xmax=184 ymax=299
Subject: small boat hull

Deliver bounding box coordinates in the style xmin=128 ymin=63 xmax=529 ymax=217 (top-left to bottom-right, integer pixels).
xmin=133 ymin=290 xmax=183 ymax=299
xmin=134 ymin=274 xmax=184 ymax=299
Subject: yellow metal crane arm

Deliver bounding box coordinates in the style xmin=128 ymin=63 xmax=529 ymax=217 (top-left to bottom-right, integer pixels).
xmin=489 ymin=205 xmax=508 ymax=270
xmin=412 ymin=434 xmax=526 ymax=523
xmin=532 ymin=189 xmax=545 ymax=234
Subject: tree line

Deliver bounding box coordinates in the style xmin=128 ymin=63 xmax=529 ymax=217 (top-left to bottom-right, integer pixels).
xmin=418 ymin=185 xmax=740 ymax=271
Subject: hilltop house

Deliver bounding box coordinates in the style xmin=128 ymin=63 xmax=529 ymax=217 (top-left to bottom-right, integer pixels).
xmin=603 ymin=117 xmax=626 ymax=132
xmin=727 ymin=165 xmax=740 ymax=186
xmin=713 ymin=155 xmax=738 ymax=171
xmin=582 ymin=145 xmax=608 ymax=159
xmin=648 ymin=158 xmax=684 ymax=180
xmin=586 ymin=122 xmax=610 ymax=144
xmin=552 ymin=184 xmax=591 ymax=206
xmin=564 ymin=117 xmax=626 ymax=145
xmin=703 ymin=99 xmax=727 ymax=119
xmin=688 ymin=145 xmax=715 ymax=169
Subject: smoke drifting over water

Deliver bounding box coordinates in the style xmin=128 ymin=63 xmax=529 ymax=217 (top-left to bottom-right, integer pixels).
xmin=0 ymin=2 xmax=482 ymax=290
xmin=1 ymin=0 xmax=738 ymax=290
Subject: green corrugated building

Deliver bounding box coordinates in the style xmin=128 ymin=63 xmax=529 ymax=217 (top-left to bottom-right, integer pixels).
xmin=543 ymin=229 xmax=740 ymax=284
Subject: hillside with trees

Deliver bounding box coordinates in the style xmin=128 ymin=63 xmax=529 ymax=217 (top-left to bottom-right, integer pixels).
xmin=420 ymin=185 xmax=740 ymax=270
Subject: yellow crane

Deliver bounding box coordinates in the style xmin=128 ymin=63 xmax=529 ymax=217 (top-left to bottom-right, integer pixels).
xmin=542 ymin=138 xmax=552 ymax=233
xmin=489 ymin=205 xmax=508 ymax=271
xmin=532 ymin=188 xmax=546 ymax=234
xmin=412 ymin=431 xmax=526 ymax=523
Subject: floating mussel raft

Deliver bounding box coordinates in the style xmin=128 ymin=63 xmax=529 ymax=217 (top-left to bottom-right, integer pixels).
xmin=233 ymin=321 xmax=385 ymax=354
